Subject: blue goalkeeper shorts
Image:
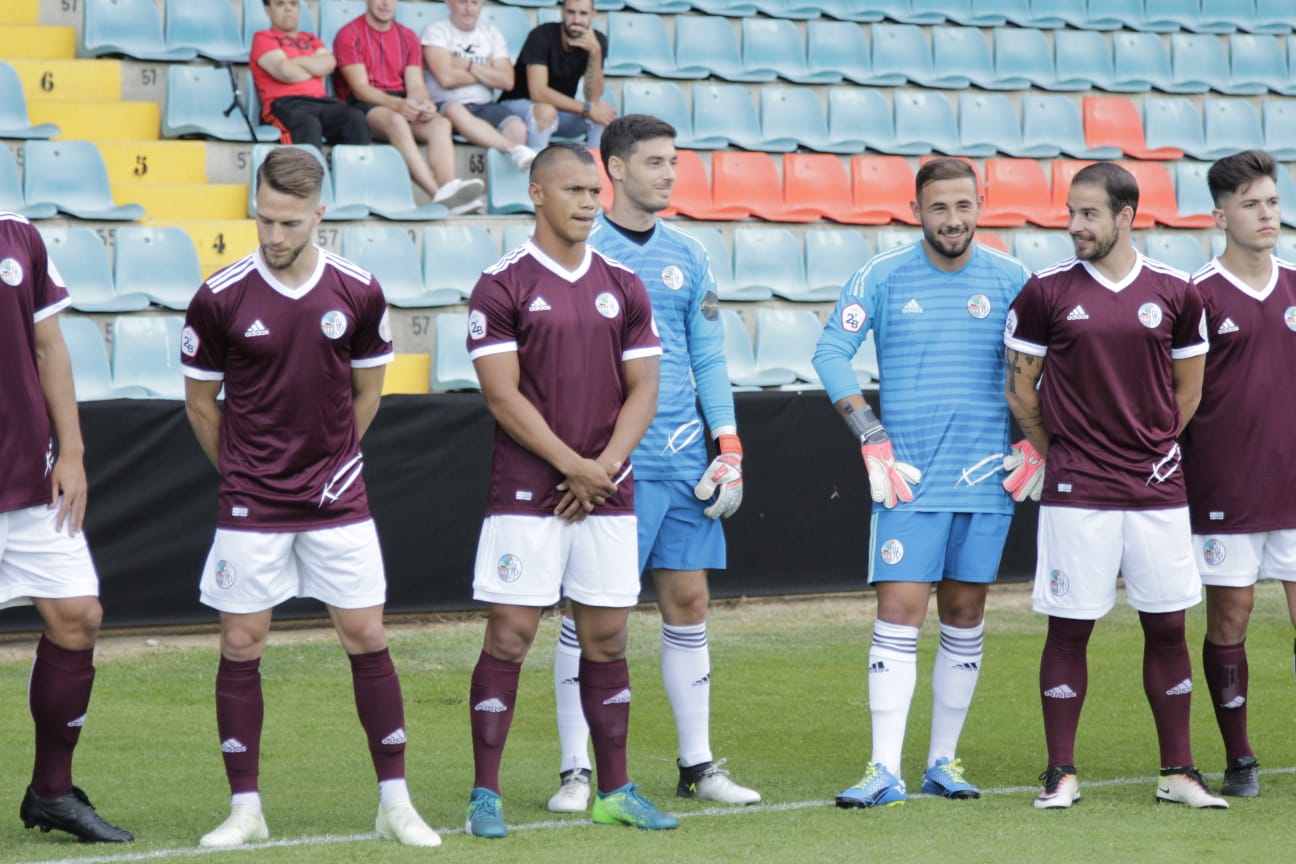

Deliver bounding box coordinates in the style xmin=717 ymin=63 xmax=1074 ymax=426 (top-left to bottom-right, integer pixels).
xmin=635 ymin=479 xmax=726 ymax=574
xmin=868 ymin=510 xmax=1011 ymax=585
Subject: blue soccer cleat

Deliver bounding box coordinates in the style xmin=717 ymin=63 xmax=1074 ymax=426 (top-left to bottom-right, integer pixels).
xmin=591 ymin=783 xmax=679 ymax=830
xmin=835 ymin=762 xmax=907 ymax=809
xmin=465 ymin=787 xmax=507 ymax=839
xmin=921 ymin=757 xmax=981 ymax=799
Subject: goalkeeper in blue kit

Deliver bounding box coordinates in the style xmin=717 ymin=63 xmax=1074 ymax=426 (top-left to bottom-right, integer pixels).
xmin=813 ymin=158 xmax=1036 ymax=808
xmin=544 ymin=114 xmax=760 ymax=812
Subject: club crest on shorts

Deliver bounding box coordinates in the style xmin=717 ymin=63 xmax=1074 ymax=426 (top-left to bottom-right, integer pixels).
xmin=661 ymin=265 xmax=684 ymax=291
xmin=215 ymin=559 xmax=237 ymax=590
xmin=594 ymin=292 xmax=620 ymax=319
xmin=880 ymin=539 xmax=904 ymax=565
xmin=1202 ymin=538 xmax=1226 ymax=567
xmin=1137 ymin=302 xmax=1163 ymax=329
xmin=0 ymin=257 xmax=23 ymax=286
xmin=497 ymin=553 xmax=522 ymax=583
xmin=1049 ymin=568 xmax=1069 ymax=597
xmin=1285 ymin=306 xmax=1296 ymax=332
xmin=320 ymin=310 xmax=347 ymax=340
xmin=967 ymin=294 xmax=991 ymax=319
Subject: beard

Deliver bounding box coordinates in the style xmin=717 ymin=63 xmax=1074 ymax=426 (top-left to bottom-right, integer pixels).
xmin=923 ymin=225 xmax=974 ymax=260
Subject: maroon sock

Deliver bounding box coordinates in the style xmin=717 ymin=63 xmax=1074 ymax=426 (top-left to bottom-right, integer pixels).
xmin=215 ymin=656 xmax=263 ymax=795
xmin=1040 ymin=616 xmax=1094 ymax=768
xmin=469 ymin=651 xmax=520 ymax=793
xmin=579 ymin=656 xmax=631 ymax=793
xmin=1203 ymin=637 xmax=1252 ymax=764
xmin=1140 ymin=610 xmax=1194 ymax=768
xmin=349 ymin=648 xmax=407 ymax=782
xmin=29 ymin=635 xmax=95 ymax=798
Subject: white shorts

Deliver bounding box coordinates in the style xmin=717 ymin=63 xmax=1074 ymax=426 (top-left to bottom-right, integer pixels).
xmin=472 ymin=514 xmax=640 ymax=608
xmin=1033 ymin=506 xmax=1201 ymax=619
xmin=0 ymin=502 xmax=99 ymax=609
xmin=1193 ymin=530 xmax=1296 ymax=588
xmin=199 ymin=520 xmax=387 ymax=614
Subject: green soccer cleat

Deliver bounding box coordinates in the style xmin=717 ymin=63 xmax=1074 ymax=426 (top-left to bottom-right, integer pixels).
xmin=465 ymin=787 xmax=507 ymax=839
xmin=591 ymin=783 xmax=679 ymax=830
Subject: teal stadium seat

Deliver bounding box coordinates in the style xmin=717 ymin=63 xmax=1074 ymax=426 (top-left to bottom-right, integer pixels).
xmin=1143 ymin=97 xmax=1225 ymax=160
xmin=1262 ymin=102 xmax=1296 ymax=161
xmin=732 ymin=228 xmax=808 ymax=301
xmin=1023 ymin=95 xmax=1121 ymax=160
xmin=686 ymin=226 xmax=739 ymax=300
xmin=396 ymin=1 xmax=449 ymax=37
xmin=719 ymin=309 xmax=793 ymax=388
xmin=1143 ymin=234 xmax=1208 ymax=274
xmin=501 ymin=224 xmax=531 ymax=253
xmin=752 ymin=308 xmax=823 ymax=387
xmin=620 ymin=81 xmax=719 ymax=149
xmin=1277 ymin=234 xmax=1296 ymax=261
xmin=1278 ymin=165 xmax=1296 ymax=227
xmin=674 ymin=16 xmax=777 ymax=82
xmin=1251 ymin=0 xmax=1294 ymax=35
xmin=478 ymin=5 xmax=531 ymax=65
xmin=23 ymin=141 xmax=145 ymax=221
xmin=111 ymin=315 xmax=187 ymax=399
xmin=164 ymin=66 xmax=281 ymax=142
xmin=0 ymin=62 xmax=58 ymax=139
xmin=691 ymin=0 xmax=761 ymax=16
xmin=243 ymin=0 xmax=317 ymax=52
xmin=893 ymin=91 xmax=969 ymax=156
xmin=1203 ymin=99 xmax=1265 ymax=159
xmin=872 ymin=24 xmax=971 ymax=89
xmin=690 ymin=84 xmax=783 ymax=153
xmin=1053 ymin=30 xmax=1141 ymax=94
xmin=1110 ymin=31 xmax=1193 ymax=93
xmin=875 ymin=0 xmax=945 ymax=25
xmin=0 ymin=146 xmax=56 ymax=219
xmin=318 ymin=0 xmax=367 ymax=50
xmin=432 ymin=312 xmax=480 ymax=392
xmin=876 ymin=228 xmax=922 ymax=253
xmin=113 ymin=227 xmax=204 ymax=311
xmin=812 ymin=0 xmax=886 ymax=22
xmin=958 ymin=93 xmax=1059 ymax=158
xmin=829 ymin=89 xmax=927 ymax=155
xmin=974 ymin=0 xmax=1068 ymax=28
xmin=805 ymin=228 xmax=872 ymax=300
xmin=485 ymin=148 xmax=533 ymax=215
xmin=165 ymin=0 xmax=245 ymax=62
xmin=620 ymin=0 xmax=686 ymax=11
xmin=331 ymin=144 xmax=450 ymax=220
xmin=933 ymin=26 xmax=1022 ymax=90
xmin=422 ymin=225 xmax=500 ymax=300
xmin=992 ymin=27 xmax=1087 ymax=91
xmin=82 ymin=0 xmax=197 ymax=61
xmin=1085 ymin=0 xmax=1160 ymax=31
xmin=1013 ymin=231 xmax=1074 ymax=273
xmin=247 ymin=143 xmax=368 ymax=221
xmin=759 ymin=87 xmax=846 ymax=154
xmin=741 ymin=18 xmax=840 ymax=84
xmin=1229 ymin=34 xmax=1295 ymax=95
xmin=603 ymin=13 xmax=682 ymax=78
xmin=914 ymin=0 xmax=1007 ymax=25
xmin=1021 ymin=0 xmax=1087 ymax=28
xmin=60 ymin=317 xmax=150 ymax=401
xmin=746 ymin=0 xmax=820 ymax=19
xmin=1169 ymin=34 xmax=1240 ymax=95
xmin=342 ymin=226 xmax=458 ymax=308
xmin=1172 ymin=162 xmax=1217 ymax=222
xmin=39 ymin=226 xmax=150 ymax=312
xmin=806 ymin=20 xmax=904 ymax=87
xmin=1189 ymin=0 xmax=1245 ymax=34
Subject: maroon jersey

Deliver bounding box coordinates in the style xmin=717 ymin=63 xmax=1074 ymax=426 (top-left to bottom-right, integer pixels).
xmin=1182 ymin=256 xmax=1296 ymax=533
xmin=467 ymin=241 xmax=662 ymax=516
xmin=1005 ymin=253 xmax=1208 ymax=509
xmin=181 ymin=249 xmax=393 ymax=530
xmin=0 ymin=214 xmax=70 ymax=513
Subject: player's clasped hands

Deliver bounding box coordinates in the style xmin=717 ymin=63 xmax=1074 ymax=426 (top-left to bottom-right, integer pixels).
xmin=554 ymin=457 xmax=619 ymax=523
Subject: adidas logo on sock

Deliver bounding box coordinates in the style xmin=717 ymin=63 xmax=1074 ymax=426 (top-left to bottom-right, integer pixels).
xmin=1066 ymin=305 xmax=1089 ymax=321
xmin=382 ymin=728 xmax=407 ymax=745
xmin=869 ymin=661 xmax=887 ymax=673
xmin=1217 ymin=317 xmax=1239 ymax=334
xmin=221 ymin=738 xmax=248 ymax=753
xmin=474 ymin=698 xmax=508 ymax=713
xmin=901 ymin=299 xmax=923 ymax=314
xmin=691 ymin=674 xmax=711 ymax=687
xmin=953 ymin=661 xmax=980 ymax=671
xmin=1222 ymin=695 xmax=1246 ymax=709
xmin=602 ymin=688 xmax=632 ymax=705
xmin=66 ymin=714 xmax=86 ymax=728
xmin=1044 ymin=684 xmax=1078 ymax=699
xmin=560 ymin=676 xmax=580 ymax=686
xmin=528 ymin=296 xmax=552 ymax=312
xmin=1165 ymin=678 xmax=1193 ymax=696
xmin=244 ymin=319 xmax=270 ymax=338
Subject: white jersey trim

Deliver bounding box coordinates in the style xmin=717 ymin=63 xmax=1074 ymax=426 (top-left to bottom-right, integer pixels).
xmin=351 ymin=351 xmax=394 ymax=369
xmin=206 ymin=255 xmax=258 ymax=294
xmin=468 ymin=341 xmax=518 ymax=360
xmin=254 ymin=246 xmax=329 ymax=301
xmin=1080 ymin=251 xmax=1147 ymax=293
xmin=622 ymin=345 xmax=663 ymax=361
xmin=33 ymin=295 xmax=71 ymax=324
xmin=522 ymin=240 xmax=592 ymax=283
xmin=321 ymin=249 xmax=373 ymax=285
xmin=1035 ymin=257 xmax=1080 ymax=279
xmin=1004 ymin=335 xmax=1047 ymax=356
xmin=182 ymin=365 xmax=225 ymax=382
xmin=1171 ymin=342 xmax=1209 ymax=360
xmin=483 ymin=243 xmax=529 ymax=275
xmin=1194 ymin=255 xmax=1278 ymax=303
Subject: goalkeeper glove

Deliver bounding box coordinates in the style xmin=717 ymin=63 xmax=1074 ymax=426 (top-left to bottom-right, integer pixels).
xmin=1002 ymin=439 xmax=1044 ymax=502
xmin=694 ymin=434 xmax=743 ymax=519
xmin=860 ymin=437 xmax=922 ymax=508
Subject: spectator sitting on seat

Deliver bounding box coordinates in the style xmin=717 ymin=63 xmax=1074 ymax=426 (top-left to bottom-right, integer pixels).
xmin=334 ymin=0 xmax=485 ymax=213
xmin=497 ymin=0 xmax=616 ymax=151
xmin=250 ymin=0 xmax=371 ymax=150
xmin=422 ymin=0 xmax=537 ymax=172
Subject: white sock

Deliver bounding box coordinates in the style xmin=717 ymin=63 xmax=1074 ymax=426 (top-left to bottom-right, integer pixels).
xmin=662 ymin=622 xmax=712 ymax=768
xmin=928 ymin=622 xmax=985 ymax=768
xmin=554 ymin=616 xmax=591 ymax=773
xmin=868 ymin=620 xmax=919 ymax=779
xmin=230 ymin=791 xmax=261 ymax=813
xmin=378 ymin=778 xmax=410 ymax=807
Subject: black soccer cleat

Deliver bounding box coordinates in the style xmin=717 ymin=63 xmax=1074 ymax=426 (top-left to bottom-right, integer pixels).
xmin=1221 ymin=756 xmax=1260 ymax=798
xmin=20 ymin=785 xmax=134 ymax=843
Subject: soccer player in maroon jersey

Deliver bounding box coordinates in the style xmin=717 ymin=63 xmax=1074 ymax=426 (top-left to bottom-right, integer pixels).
xmin=1003 ymin=162 xmax=1226 ymax=810
xmin=462 ymin=143 xmax=674 ymax=836
xmin=181 ymin=147 xmax=439 ymax=848
xmin=0 ymin=215 xmax=132 ymax=843
xmin=1181 ymin=149 xmax=1296 ymax=798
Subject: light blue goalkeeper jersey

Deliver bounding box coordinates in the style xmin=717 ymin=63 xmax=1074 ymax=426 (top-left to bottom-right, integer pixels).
xmin=588 ymin=213 xmax=734 ymax=480
xmin=812 ymin=241 xmax=1031 ymax=515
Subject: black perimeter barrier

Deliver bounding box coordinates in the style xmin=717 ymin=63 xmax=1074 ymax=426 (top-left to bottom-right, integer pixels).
xmin=0 ymin=392 xmax=1037 ymax=632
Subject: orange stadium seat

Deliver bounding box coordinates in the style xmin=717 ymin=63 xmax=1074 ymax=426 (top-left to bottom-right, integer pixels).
xmin=1083 ymin=96 xmax=1183 ymax=160
xmin=1120 ymin=161 xmax=1212 ymax=228
xmin=850 ymin=156 xmax=919 ymax=225
xmin=782 ymin=153 xmax=872 ymax=224
xmin=667 ymin=150 xmax=749 ymax=221
xmin=711 ymin=151 xmax=820 ymax=223
xmin=976 ymin=232 xmax=1009 ymax=253
xmin=981 ymin=158 xmax=1058 ymax=228
xmin=1048 ymin=158 xmax=1095 ymax=225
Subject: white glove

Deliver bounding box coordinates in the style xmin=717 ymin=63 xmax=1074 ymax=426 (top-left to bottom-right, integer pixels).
xmin=694 ymin=434 xmax=743 ymax=519
xmin=860 ymin=439 xmax=922 ymax=508
xmin=1003 ymin=439 xmax=1045 ymax=502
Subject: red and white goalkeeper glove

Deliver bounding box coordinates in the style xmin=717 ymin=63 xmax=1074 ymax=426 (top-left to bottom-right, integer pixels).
xmin=1002 ymin=439 xmax=1044 ymax=502
xmin=861 ymin=437 xmax=922 ymax=508
xmin=694 ymin=434 xmax=744 ymax=519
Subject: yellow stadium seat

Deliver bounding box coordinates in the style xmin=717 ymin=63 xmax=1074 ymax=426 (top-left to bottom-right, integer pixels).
xmin=27 ymin=100 xmax=159 ymax=141
xmin=155 ymin=220 xmax=259 ymax=278
xmin=0 ymin=26 xmax=76 ymax=59
xmin=381 ymin=354 xmax=432 ymax=395
xmin=118 ymin=184 xmax=246 ymax=222
xmin=99 ymin=141 xmax=208 ymax=185
xmin=7 ymin=59 xmax=121 ymax=103
xmin=0 ymin=0 xmax=39 ymax=24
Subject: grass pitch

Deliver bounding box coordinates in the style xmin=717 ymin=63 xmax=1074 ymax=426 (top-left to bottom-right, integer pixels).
xmin=2 ymin=582 xmax=1295 ymax=864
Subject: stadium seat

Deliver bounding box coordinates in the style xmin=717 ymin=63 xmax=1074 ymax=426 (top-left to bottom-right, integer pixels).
xmin=759 ymin=87 xmax=845 ymax=153
xmin=720 ymin=309 xmax=794 ymax=387
xmin=979 ymin=0 xmax=1069 ymax=28
xmin=381 ymin=353 xmax=431 ymax=396
xmin=1172 ymin=162 xmax=1217 ymax=222
xmin=686 ymin=0 xmax=756 ymax=13
xmin=619 ymin=0 xmax=685 ymax=11
xmin=1046 ymin=158 xmax=1097 ymax=223
xmin=164 ymin=0 xmax=244 ymax=61
xmin=878 ymin=0 xmax=946 ymax=24
xmin=893 ymin=91 xmax=969 ymax=156
xmin=1168 ymin=34 xmax=1233 ymax=94
xmin=1277 ymin=233 xmax=1296 ymax=261
xmin=850 ymin=330 xmax=880 ymax=386
xmin=666 ymin=150 xmax=749 ymax=221
xmin=828 ymin=89 xmax=926 ymax=156
xmin=1251 ymin=0 xmax=1294 ymax=35
xmin=742 ymin=18 xmax=839 ymax=84
xmin=500 ymin=224 xmax=531 ymax=254
xmin=806 ymin=20 xmax=905 ymax=87
xmin=1053 ymin=30 xmax=1143 ymax=93
xmin=1278 ymin=164 xmax=1296 ymax=227
xmin=752 ymin=308 xmax=822 ymax=386
xmin=243 ymin=0 xmax=317 ymax=52
xmin=247 ymin=143 xmax=367 ymax=221
xmin=39 ymin=226 xmax=150 ymax=312
xmin=1121 ymin=160 xmax=1213 ymax=228
xmin=687 ymin=226 xmax=740 ymax=300
xmin=164 ymin=66 xmax=281 ymax=142
xmin=0 ymin=146 xmax=55 ymax=219
xmin=1022 ymin=95 xmax=1120 ymax=161
xmin=958 ymin=93 xmax=1058 ymax=159
xmin=917 ymin=0 xmax=1008 ymax=25
xmin=1110 ymin=31 xmax=1193 ymax=93
xmin=812 ymin=0 xmax=887 ymax=22
xmin=23 ymin=141 xmax=145 ymax=221
xmin=1143 ymin=233 xmax=1208 ymax=274
xmin=989 ymin=27 xmax=1081 ymax=92
xmin=343 ymin=226 xmax=459 ymax=307
xmin=602 ymin=13 xmax=681 ymax=77
xmin=732 ymin=228 xmax=808 ymax=302
xmin=711 ymin=151 xmax=820 ymax=223
xmin=319 ymin=0 xmax=367 ymax=49
xmin=1143 ymin=97 xmax=1233 ymax=161
xmin=396 ymin=1 xmax=449 ymax=37
xmin=332 ymin=145 xmax=449 ymax=220
xmin=782 ymin=154 xmax=870 ymax=225
xmin=981 ymin=158 xmax=1058 ymax=228
xmin=691 ymin=84 xmax=784 ymax=153
xmin=1185 ymin=0 xmax=1245 ymax=34
xmin=113 ymin=226 xmax=203 ymax=310
xmin=432 ymin=312 xmax=481 ymax=392
xmin=0 ymin=62 xmax=58 ymax=138
xmin=1082 ymin=96 xmax=1182 ymax=160
xmin=1202 ymin=99 xmax=1265 ymax=159
xmin=934 ymin=26 xmax=1023 ymax=90
xmin=477 ymin=5 xmax=531 ymax=64
xmin=873 ymin=24 xmax=970 ymax=89
xmin=60 ymin=317 xmax=149 ymax=401
xmin=1262 ymin=102 xmax=1296 ymax=161
xmin=82 ymin=0 xmax=197 ymax=61
xmin=1085 ymin=0 xmax=1154 ymax=31
xmin=422 ymin=224 xmax=499 ymax=300
xmin=1228 ymin=33 xmax=1295 ymax=95
xmin=674 ymin=16 xmax=777 ymax=82
xmin=620 ymin=81 xmax=716 ymax=150
xmin=1013 ymin=230 xmax=1074 ymax=273
xmin=851 ymin=156 xmax=919 ymax=225
xmin=876 ymin=228 xmax=922 ymax=252
xmin=111 ymin=315 xmax=186 ymax=399
xmin=805 ymin=228 xmax=872 ymax=299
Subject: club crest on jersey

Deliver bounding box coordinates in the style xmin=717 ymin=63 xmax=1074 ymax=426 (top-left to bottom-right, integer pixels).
xmin=497 ymin=553 xmax=522 ymax=583
xmin=1285 ymin=306 xmax=1296 ymax=331
xmin=181 ymin=325 xmax=200 ymax=357
xmin=320 ymin=310 xmax=347 ymax=340
xmin=661 ymin=265 xmax=684 ymax=291
xmin=595 ymin=292 xmax=620 ymax=319
xmin=215 ymin=560 xmax=236 ymax=590
xmin=840 ymin=302 xmax=866 ymax=333
xmin=0 ymin=257 xmax=23 ymax=286
xmin=468 ymin=309 xmax=487 ymax=340
xmin=967 ymin=293 xmax=991 ymax=319
xmin=700 ymin=289 xmax=720 ymax=321
xmin=880 ymin=539 xmax=904 ymax=565
xmin=379 ymin=308 xmax=392 ymax=342
xmin=1202 ymin=539 xmax=1226 ymax=567
xmin=1137 ymin=302 xmax=1163 ymax=328
xmin=1004 ymin=309 xmax=1018 ymax=337
xmin=1049 ymin=568 xmax=1069 ymax=597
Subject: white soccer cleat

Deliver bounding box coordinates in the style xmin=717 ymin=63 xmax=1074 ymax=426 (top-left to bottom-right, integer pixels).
xmin=547 ymin=768 xmax=592 ymax=813
xmin=198 ymin=805 xmax=269 ymax=847
xmin=1034 ymin=766 xmax=1079 ymax=810
xmin=678 ymin=759 xmax=762 ymax=805
xmin=1156 ymin=768 xmax=1229 ymax=809
xmin=375 ymin=800 xmax=442 ymax=847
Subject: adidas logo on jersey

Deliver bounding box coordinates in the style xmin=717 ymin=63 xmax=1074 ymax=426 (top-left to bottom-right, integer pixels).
xmin=244 ymin=319 xmax=270 ymax=338
xmin=67 ymin=714 xmax=86 ymax=728
xmin=528 ymin=296 xmax=552 ymax=312
xmin=1044 ymin=684 xmax=1078 ymax=699
xmin=1222 ymin=695 xmax=1246 ymax=709
xmin=382 ymin=728 xmax=407 ymax=745
xmin=602 ymin=688 xmax=632 ymax=705
xmin=473 ymin=698 xmax=508 ymax=713
xmin=1066 ymin=305 xmax=1090 ymax=321
xmin=1165 ymin=678 xmax=1193 ymax=696
xmin=869 ymin=661 xmax=887 ymax=673
xmin=901 ymin=299 xmax=923 ymax=314
xmin=1217 ymin=317 xmax=1239 ymax=334
xmin=221 ymin=738 xmax=248 ymax=754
